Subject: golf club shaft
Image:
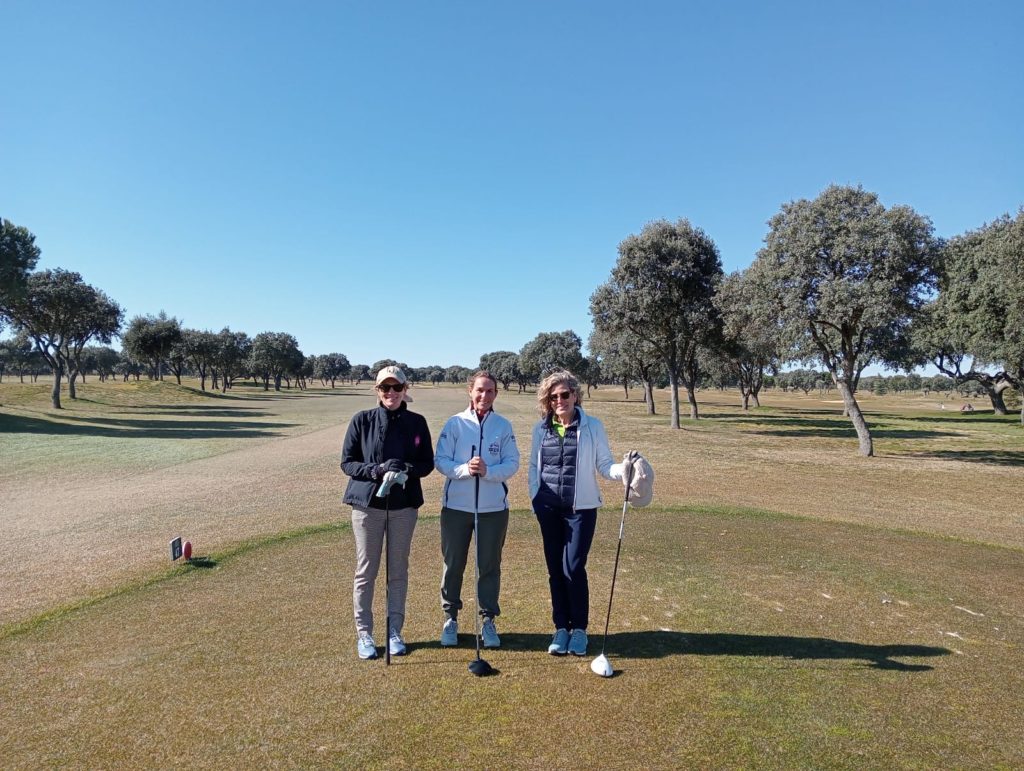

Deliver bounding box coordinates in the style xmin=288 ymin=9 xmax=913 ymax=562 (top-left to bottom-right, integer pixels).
xmin=385 ymin=492 xmax=390 ymax=666
xmin=600 ymin=453 xmax=635 ymax=656
xmin=472 ymin=445 xmax=481 ymax=662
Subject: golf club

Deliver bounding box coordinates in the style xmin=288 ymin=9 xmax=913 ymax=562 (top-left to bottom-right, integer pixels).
xmin=468 ymin=445 xmax=494 ymax=677
xmin=384 ymin=487 xmax=391 ymax=667
xmin=591 ymin=450 xmax=638 ymax=678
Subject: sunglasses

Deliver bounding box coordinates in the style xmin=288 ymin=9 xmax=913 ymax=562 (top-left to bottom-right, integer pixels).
xmin=377 ymin=383 xmax=405 ymax=393
xmin=549 ymin=391 xmax=574 ymax=401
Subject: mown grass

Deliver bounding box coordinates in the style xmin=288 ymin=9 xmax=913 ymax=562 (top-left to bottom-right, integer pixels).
xmin=2 ymin=509 xmax=1021 ymax=768
xmin=1 ymin=379 xmax=1022 ymax=768
xmin=0 ymin=379 xmax=352 ymax=481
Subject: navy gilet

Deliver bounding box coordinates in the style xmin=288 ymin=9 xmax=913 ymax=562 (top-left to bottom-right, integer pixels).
xmin=535 ymin=413 xmax=579 ymax=510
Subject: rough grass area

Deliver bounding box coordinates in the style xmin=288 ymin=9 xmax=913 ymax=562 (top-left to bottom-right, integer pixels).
xmin=2 ymin=379 xmax=1022 ymax=767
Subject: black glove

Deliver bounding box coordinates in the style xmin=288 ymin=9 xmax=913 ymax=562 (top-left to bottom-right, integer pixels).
xmin=380 ymin=459 xmax=408 ymax=474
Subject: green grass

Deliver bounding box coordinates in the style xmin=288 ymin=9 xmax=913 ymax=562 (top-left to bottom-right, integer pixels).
xmin=2 ymin=379 xmax=1023 ymax=768
xmin=2 ymin=508 xmax=1021 ymax=768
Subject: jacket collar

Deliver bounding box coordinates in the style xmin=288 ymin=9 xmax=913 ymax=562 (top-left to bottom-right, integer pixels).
xmin=377 ymin=401 xmax=407 ymax=418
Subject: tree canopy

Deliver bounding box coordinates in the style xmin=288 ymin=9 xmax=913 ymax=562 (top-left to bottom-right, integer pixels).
xmin=750 ymin=185 xmax=938 ymax=455
xmin=592 ymin=218 xmax=723 ymax=427
xmin=2 ymin=269 xmax=123 ymax=408
xmin=0 ymin=220 xmax=41 ymax=330
xmin=518 ymin=330 xmax=584 ymax=385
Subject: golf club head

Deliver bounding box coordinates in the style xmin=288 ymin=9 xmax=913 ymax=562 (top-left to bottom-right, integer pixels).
xmin=468 ymin=657 xmax=494 ymax=677
xmin=590 ymin=654 xmax=614 ymax=677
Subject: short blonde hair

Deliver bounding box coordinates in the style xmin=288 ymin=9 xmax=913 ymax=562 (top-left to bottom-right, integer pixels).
xmin=536 ymin=370 xmax=583 ymax=417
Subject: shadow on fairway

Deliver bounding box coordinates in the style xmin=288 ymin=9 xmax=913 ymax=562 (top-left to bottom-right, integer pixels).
xmin=0 ymin=412 xmax=290 ymax=439
xmin=184 ymin=556 xmax=218 ymax=568
xmin=750 ymin=426 xmax=955 ymax=440
xmin=118 ymin=408 xmax=274 ymax=418
xmin=714 ymin=414 xmax=957 ymax=440
xmin=900 ymin=449 xmax=1024 ymax=467
xmin=900 ymin=412 xmax=1015 ymax=425
xmin=604 ymin=631 xmax=950 ymax=671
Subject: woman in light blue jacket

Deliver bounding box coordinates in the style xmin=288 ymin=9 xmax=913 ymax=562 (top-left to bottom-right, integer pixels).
xmin=528 ymin=369 xmax=628 ymax=657
xmin=435 ymin=371 xmax=520 ymax=648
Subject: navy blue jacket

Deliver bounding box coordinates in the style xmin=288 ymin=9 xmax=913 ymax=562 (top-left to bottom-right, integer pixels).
xmin=341 ymin=402 xmax=434 ymax=510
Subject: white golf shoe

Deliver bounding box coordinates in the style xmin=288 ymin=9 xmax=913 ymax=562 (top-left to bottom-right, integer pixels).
xmin=440 ymin=618 xmax=458 ymax=647
xmin=481 ymin=618 xmax=500 ymax=649
xmin=357 ymin=632 xmax=377 ymax=660
xmin=388 ymin=630 xmax=407 ymax=656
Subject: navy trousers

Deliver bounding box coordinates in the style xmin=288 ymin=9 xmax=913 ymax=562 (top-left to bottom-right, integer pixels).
xmin=534 ymin=504 xmax=597 ymax=630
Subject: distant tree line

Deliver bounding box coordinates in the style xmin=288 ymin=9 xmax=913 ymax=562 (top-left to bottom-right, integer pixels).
xmin=4 ymin=187 xmax=1022 ymax=452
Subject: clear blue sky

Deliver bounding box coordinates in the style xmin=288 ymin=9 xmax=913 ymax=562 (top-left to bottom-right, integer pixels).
xmin=3 ymin=1 xmax=1022 ymax=368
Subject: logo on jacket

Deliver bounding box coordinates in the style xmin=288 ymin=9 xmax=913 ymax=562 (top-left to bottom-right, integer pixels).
xmin=488 ymin=441 xmax=500 ymax=455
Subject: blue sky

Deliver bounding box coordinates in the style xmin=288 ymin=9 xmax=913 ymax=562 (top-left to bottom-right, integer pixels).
xmin=3 ymin=1 xmax=1022 ymax=368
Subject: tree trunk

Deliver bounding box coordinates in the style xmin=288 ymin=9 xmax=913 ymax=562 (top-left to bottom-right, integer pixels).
xmin=837 ymin=381 xmax=873 ymax=456
xmin=68 ymin=369 xmax=78 ymax=400
xmin=643 ymin=380 xmax=655 ymax=415
xmin=741 ymin=390 xmax=750 ymax=410
xmin=668 ymin=371 xmax=681 ymax=429
xmin=51 ymin=362 xmax=63 ymax=409
xmin=686 ymin=384 xmax=699 ymax=420
xmin=986 ymin=379 xmax=1010 ymax=415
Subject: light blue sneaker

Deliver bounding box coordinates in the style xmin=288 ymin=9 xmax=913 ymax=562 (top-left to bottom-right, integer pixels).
xmin=481 ymin=618 xmax=500 ymax=649
xmin=568 ymin=628 xmax=588 ymax=657
xmin=357 ymin=632 xmax=377 ymax=660
xmin=388 ymin=629 xmax=407 ymax=656
xmin=440 ymin=618 xmax=458 ymax=647
xmin=548 ymin=628 xmax=569 ymax=656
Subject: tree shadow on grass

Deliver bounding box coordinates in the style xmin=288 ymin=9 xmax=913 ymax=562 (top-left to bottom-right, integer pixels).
xmin=715 ymin=414 xmax=958 ymax=438
xmin=117 ymin=408 xmax=274 ymax=418
xmin=898 ymin=449 xmax=1024 ymax=467
xmin=744 ymin=426 xmax=957 ymax=440
xmin=0 ymin=412 xmax=289 ymax=439
xmin=899 ymin=413 xmax=1019 ymax=426
xmin=603 ymin=631 xmax=949 ymax=671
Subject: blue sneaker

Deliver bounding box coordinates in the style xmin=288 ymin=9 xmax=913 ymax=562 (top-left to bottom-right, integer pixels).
xmin=440 ymin=618 xmax=458 ymax=647
xmin=568 ymin=628 xmax=588 ymax=656
xmin=357 ymin=632 xmax=377 ymax=660
xmin=548 ymin=628 xmax=569 ymax=655
xmin=481 ymin=618 xmax=501 ymax=649
xmin=388 ymin=630 xmax=407 ymax=656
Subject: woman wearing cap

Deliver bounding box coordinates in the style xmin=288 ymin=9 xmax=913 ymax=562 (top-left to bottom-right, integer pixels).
xmin=528 ymin=369 xmax=630 ymax=657
xmin=341 ymin=366 xmax=434 ymax=660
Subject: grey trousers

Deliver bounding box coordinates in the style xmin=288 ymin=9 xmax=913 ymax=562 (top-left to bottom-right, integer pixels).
xmin=351 ymin=505 xmax=418 ymax=636
xmin=440 ymin=507 xmax=509 ymax=620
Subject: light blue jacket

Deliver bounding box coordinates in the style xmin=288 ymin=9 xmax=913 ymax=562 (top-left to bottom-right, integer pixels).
xmin=435 ymin=407 xmax=520 ymax=513
xmin=528 ymin=406 xmax=626 ymax=510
